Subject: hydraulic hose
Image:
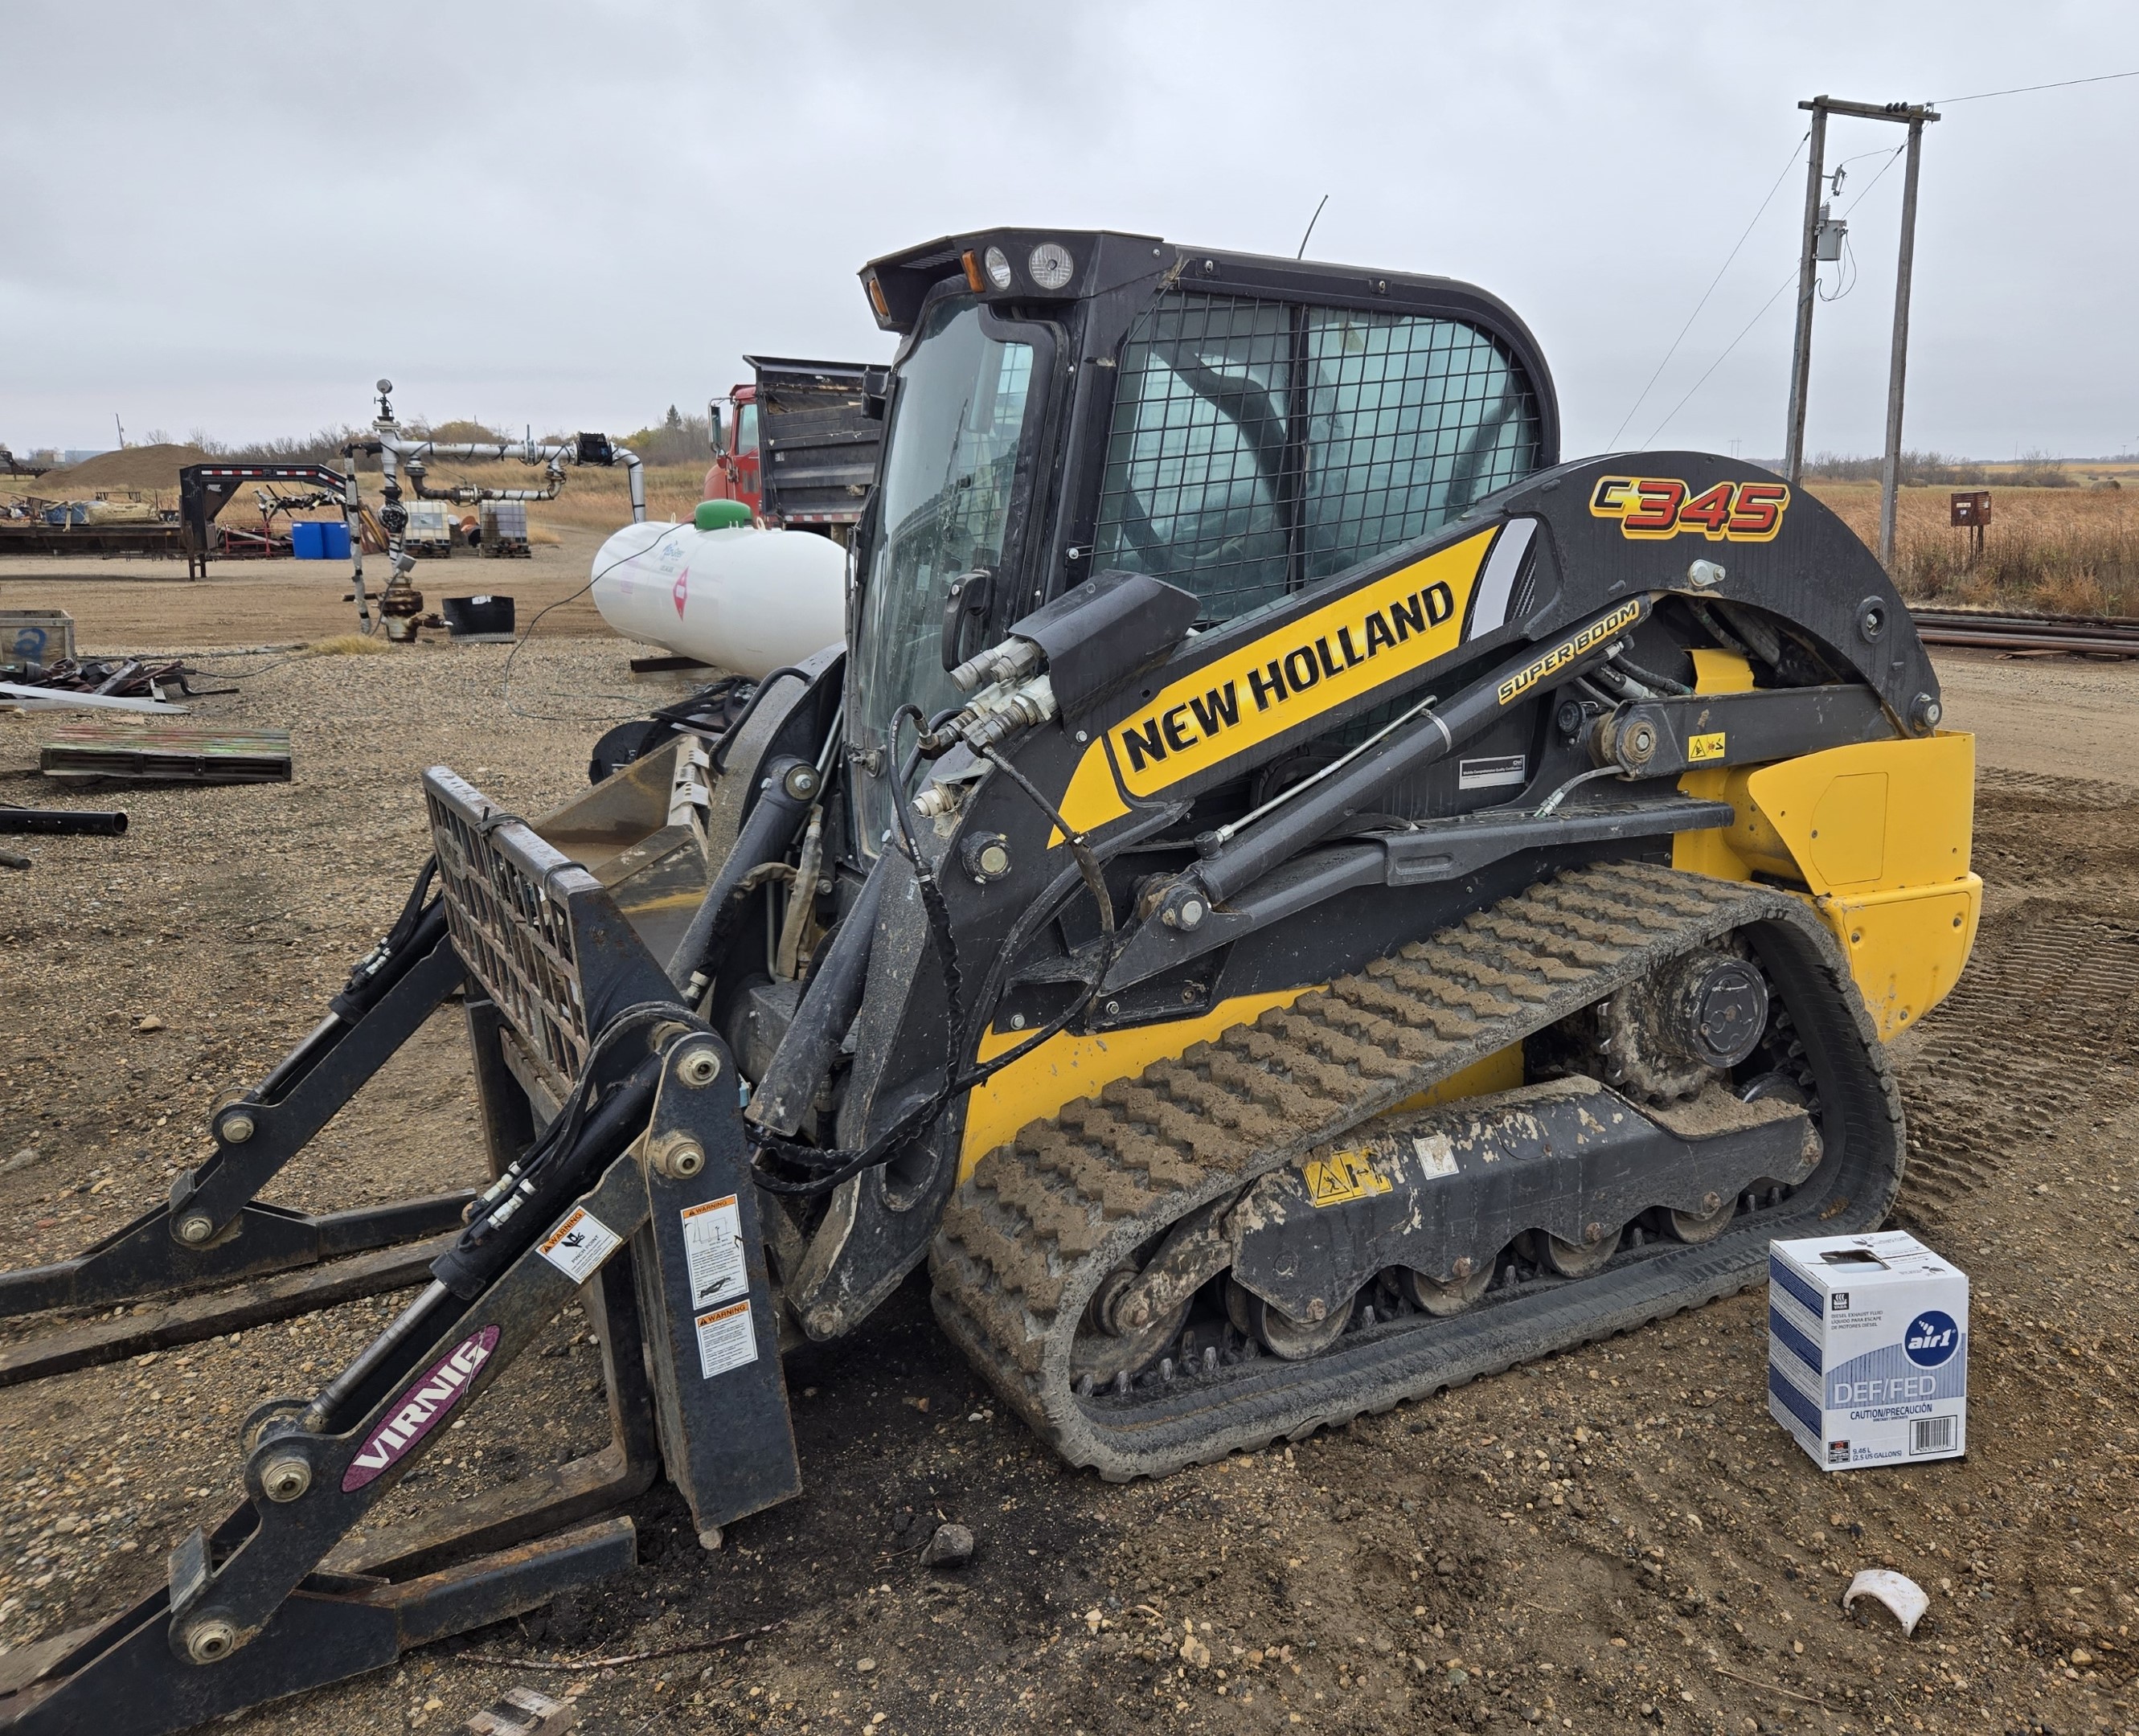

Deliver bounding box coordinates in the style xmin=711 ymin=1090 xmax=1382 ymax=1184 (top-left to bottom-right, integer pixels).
xmin=1191 ymin=596 xmax=1653 ymax=905
xmin=746 ymin=856 xmax=890 ymax=1136
xmin=664 ymin=755 xmax=817 ymax=993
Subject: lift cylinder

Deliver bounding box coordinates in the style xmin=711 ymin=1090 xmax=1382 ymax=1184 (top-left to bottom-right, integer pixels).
xmin=590 ymin=519 xmax=846 ymax=678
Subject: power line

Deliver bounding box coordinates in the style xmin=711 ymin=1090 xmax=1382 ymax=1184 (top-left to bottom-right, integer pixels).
xmin=1643 ymin=268 xmax=1799 ymax=448
xmin=1834 ymin=143 xmax=1908 ymax=219
xmin=1932 ymin=68 xmax=2139 ymax=104
xmin=1607 ymin=131 xmax=1808 ymax=452
xmin=1642 ymin=138 xmax=1912 ymax=447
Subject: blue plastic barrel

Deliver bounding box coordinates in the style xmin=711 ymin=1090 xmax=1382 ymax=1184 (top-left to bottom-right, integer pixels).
xmin=318 ymin=519 xmax=350 ymax=559
xmin=289 ymin=522 xmax=326 ymax=559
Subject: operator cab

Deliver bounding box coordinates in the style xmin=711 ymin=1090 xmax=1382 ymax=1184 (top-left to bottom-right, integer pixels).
xmin=846 ymin=227 xmax=1559 ymax=856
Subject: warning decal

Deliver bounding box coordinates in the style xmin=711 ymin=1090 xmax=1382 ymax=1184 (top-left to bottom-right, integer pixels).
xmin=695 ymin=1299 xmax=758 ymax=1379
xmin=1687 ymin=731 xmax=1727 ymax=763
xmin=536 ymin=1206 xmax=621 ymax=1284
xmin=681 ymin=1195 xmax=748 ymax=1309
xmin=1303 ymin=1147 xmax=1395 ymax=1208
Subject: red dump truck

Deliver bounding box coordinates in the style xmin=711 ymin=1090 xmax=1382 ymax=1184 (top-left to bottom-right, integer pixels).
xmin=702 ymin=355 xmax=883 ymax=538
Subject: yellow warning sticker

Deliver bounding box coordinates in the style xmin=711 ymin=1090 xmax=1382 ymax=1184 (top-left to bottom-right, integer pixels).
xmin=1303 ymin=1147 xmax=1395 ymax=1208
xmin=1686 ymin=731 xmax=1727 ymax=763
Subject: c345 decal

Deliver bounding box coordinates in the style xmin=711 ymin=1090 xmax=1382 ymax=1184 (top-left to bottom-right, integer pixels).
xmin=1051 ymin=529 xmax=1497 ymax=835
xmin=1589 ymin=477 xmax=1789 ymax=543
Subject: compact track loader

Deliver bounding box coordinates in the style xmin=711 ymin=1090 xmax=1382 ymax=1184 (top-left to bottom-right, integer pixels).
xmin=0 ymin=228 xmax=1980 ymax=1734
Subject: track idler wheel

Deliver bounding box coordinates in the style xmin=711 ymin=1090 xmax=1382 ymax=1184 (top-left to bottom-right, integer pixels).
xmin=1523 ymin=1222 xmax=1623 ymax=1278
xmin=1399 ymin=1257 xmax=1494 ymax=1316
xmin=1072 ymin=1265 xmax=1191 ymax=1389
xmin=1231 ymin=1279 xmax=1351 ymax=1360
xmin=1666 ymin=1192 xmax=1735 ymax=1244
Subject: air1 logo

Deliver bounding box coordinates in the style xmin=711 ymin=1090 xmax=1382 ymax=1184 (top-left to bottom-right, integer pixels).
xmin=1903 ymin=1309 xmax=1961 ymax=1368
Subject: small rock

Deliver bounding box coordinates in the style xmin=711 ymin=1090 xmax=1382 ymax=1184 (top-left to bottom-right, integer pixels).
xmin=1179 ymin=1633 xmax=1211 ymax=1669
xmin=920 ymin=1522 xmax=973 ymax=1568
xmin=1085 ymin=1608 xmax=1104 ymax=1635
xmin=2071 ymin=1647 xmax=2094 ymax=1666
xmin=137 ymin=1015 xmax=166 ymax=1032
xmin=2 ymin=1147 xmax=42 ymax=1174
xmin=856 ymin=1657 xmax=876 ymax=1673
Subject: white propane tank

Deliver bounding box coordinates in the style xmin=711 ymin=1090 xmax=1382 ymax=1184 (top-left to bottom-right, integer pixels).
xmin=590 ymin=518 xmax=846 ymax=678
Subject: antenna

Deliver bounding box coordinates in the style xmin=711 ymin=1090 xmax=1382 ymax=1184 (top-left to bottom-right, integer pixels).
xmin=113 ymin=413 xmax=126 ymax=449
xmin=1297 ymin=194 xmax=1330 ymax=260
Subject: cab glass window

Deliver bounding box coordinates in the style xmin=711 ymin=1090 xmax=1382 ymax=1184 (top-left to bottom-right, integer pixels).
xmin=1093 ymin=293 xmax=1542 ymax=624
xmin=850 ymin=297 xmax=1038 ymax=851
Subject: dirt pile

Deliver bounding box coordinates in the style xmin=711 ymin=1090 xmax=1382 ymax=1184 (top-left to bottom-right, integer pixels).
xmin=39 ymin=443 xmax=209 ymax=493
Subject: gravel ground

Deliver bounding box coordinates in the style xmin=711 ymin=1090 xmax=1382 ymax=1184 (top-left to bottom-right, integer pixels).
xmin=0 ymin=631 xmax=2135 ymax=1736
xmin=0 ymin=528 xmax=615 ymax=646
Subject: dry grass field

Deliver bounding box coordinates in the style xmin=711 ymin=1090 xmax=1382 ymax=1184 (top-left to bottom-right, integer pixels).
xmin=1808 ymin=481 xmax=2137 ymax=617
xmin=18 ymin=446 xmax=2135 ymax=620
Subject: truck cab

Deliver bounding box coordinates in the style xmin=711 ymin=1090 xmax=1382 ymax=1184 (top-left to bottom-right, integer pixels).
xmin=703 ymin=356 xmax=884 ymax=542
xmin=703 ymin=382 xmax=763 ymax=514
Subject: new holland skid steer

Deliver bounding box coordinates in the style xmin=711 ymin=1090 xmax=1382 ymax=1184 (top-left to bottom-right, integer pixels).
xmin=0 ymin=228 xmax=1981 ymax=1734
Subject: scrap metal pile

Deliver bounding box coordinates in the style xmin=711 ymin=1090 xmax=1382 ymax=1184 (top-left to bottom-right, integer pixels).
xmin=5 ymin=656 xmax=223 ymax=700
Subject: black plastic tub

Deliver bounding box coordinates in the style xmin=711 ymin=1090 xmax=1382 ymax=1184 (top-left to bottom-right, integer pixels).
xmin=443 ymin=594 xmax=516 ymax=638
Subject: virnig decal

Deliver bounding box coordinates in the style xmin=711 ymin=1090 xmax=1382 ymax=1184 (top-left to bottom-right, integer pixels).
xmin=341 ymin=1325 xmax=502 ymax=1492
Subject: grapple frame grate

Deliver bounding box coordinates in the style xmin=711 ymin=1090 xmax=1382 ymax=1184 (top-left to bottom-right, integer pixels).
xmin=423 ymin=768 xmax=595 ymax=1091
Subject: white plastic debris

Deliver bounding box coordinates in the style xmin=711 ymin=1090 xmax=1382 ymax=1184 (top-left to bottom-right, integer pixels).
xmin=1843 ymin=1568 xmax=1930 ymax=1636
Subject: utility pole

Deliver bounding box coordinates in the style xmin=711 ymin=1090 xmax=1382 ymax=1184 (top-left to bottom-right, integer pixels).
xmin=1780 ymin=96 xmax=1940 ymax=570
xmin=1877 ymin=113 xmax=1931 ymax=570
xmin=1781 ymin=104 xmax=1829 ymax=487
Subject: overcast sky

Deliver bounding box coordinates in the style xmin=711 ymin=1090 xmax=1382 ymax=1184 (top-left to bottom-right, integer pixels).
xmin=6 ymin=2 xmax=2135 ymax=461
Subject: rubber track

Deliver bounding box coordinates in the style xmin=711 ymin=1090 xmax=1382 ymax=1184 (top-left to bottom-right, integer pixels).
xmin=929 ymin=860 xmax=1904 ymax=1479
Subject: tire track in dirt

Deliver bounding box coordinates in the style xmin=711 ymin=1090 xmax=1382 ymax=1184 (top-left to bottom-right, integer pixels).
xmin=1894 ymin=768 xmax=2139 ymax=1226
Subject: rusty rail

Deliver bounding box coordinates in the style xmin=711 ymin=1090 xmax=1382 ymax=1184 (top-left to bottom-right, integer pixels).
xmin=1908 ymin=606 xmax=2139 ymax=659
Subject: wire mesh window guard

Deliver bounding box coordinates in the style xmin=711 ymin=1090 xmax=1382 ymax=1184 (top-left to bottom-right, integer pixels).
xmin=1092 ymin=294 xmax=1543 ymax=626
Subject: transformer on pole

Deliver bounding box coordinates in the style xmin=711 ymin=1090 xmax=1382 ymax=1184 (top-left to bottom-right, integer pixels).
xmin=1780 ymin=96 xmax=1940 ymax=571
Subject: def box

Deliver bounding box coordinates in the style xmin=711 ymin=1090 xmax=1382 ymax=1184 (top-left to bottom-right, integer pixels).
xmin=1767 ymin=1230 xmax=1968 ymax=1472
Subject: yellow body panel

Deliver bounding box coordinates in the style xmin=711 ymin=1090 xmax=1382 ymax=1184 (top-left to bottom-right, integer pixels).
xmin=960 ymin=989 xmax=1309 ymax=1180
xmin=1672 ymin=668 xmax=1981 ymax=1038
xmin=1387 ymin=1043 xmax=1524 ymax=1114
xmin=1688 ymin=647 xmax=1756 ymax=693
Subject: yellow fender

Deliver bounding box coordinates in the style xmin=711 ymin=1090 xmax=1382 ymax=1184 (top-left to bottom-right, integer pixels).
xmin=1675 ymin=652 xmax=1981 ymax=1039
